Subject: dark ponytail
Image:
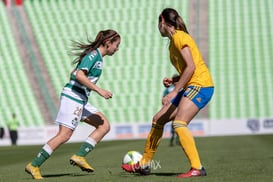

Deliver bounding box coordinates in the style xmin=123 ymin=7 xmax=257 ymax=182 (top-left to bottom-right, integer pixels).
xmin=159 ymin=8 xmax=189 ymax=34
xmin=71 ymin=29 xmax=120 ymax=64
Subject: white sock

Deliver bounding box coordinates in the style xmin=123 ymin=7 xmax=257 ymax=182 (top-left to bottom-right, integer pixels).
xmin=43 ymin=144 xmax=53 ymax=155
xmin=86 ymin=137 xmax=97 ymax=147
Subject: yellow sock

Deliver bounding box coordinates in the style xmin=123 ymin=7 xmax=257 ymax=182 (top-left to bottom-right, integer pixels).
xmin=174 ymin=120 xmax=202 ymax=169
xmin=140 ymin=123 xmax=163 ymax=167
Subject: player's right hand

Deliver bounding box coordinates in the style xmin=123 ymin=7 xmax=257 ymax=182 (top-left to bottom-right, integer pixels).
xmin=98 ymin=89 xmax=113 ymax=99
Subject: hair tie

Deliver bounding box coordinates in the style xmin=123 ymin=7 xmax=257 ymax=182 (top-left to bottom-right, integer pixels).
xmin=103 ymin=33 xmax=118 ymax=43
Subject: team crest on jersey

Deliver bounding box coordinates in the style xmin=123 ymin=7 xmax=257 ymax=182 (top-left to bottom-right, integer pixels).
xmin=93 ymin=61 xmax=103 ymax=69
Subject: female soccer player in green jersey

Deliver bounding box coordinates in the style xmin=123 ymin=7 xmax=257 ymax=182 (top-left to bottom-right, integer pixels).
xmin=25 ymin=29 xmax=120 ymax=179
xmin=122 ymin=8 xmax=214 ymax=178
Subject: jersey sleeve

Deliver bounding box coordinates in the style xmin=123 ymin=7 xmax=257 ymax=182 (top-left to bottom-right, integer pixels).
xmin=173 ymin=32 xmax=190 ymax=51
xmin=77 ymin=50 xmax=98 ymax=72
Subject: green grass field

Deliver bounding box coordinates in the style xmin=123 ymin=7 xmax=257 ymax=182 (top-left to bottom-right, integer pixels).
xmin=0 ymin=134 xmax=272 ymax=182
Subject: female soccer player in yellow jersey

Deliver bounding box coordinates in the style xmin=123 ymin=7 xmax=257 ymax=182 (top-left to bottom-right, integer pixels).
xmin=122 ymin=8 xmax=214 ymax=178
xmin=25 ymin=29 xmax=120 ymax=179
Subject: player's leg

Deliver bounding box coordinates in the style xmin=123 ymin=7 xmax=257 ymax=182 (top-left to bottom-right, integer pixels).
xmin=73 ymin=112 xmax=110 ymax=157
xmin=175 ymin=86 xmax=214 ymax=178
xmin=70 ymin=103 xmax=110 ymax=172
xmin=36 ymin=126 xmax=73 ymax=165
xmin=169 ymin=126 xmax=175 ymax=146
xmin=140 ymin=103 xmax=176 ymax=166
xmin=122 ymin=90 xmax=187 ymax=174
xmin=137 ymin=90 xmax=188 ymax=172
xmin=174 ymin=97 xmax=203 ymax=171
xmin=25 ymin=125 xmax=73 ymax=179
xmin=14 ymin=130 xmax=18 ymax=145
xmin=25 ymin=95 xmax=80 ymax=179
xmin=83 ymin=111 xmax=111 ymax=142
xmin=122 ymin=103 xmax=177 ymax=174
xmin=10 ymin=130 xmax=17 ymax=145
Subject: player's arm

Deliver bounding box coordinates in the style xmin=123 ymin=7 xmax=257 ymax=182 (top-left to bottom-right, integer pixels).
xmin=163 ymin=46 xmax=195 ymax=105
xmin=75 ymin=70 xmax=112 ymax=99
xmin=173 ymin=46 xmax=195 ymax=92
xmin=163 ymin=74 xmax=180 ymax=87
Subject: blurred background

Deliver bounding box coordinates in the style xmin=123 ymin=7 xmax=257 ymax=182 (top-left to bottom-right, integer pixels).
xmin=0 ymin=0 xmax=272 ymax=145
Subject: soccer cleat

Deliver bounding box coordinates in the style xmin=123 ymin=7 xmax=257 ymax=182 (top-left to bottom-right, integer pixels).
xmin=69 ymin=154 xmax=94 ymax=172
xmin=25 ymin=163 xmax=43 ymax=179
xmin=121 ymin=162 xmax=151 ymax=175
xmin=177 ymin=167 xmax=207 ymax=178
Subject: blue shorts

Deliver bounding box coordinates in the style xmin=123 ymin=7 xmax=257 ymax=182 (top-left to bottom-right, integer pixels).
xmin=171 ymin=86 xmax=214 ymax=109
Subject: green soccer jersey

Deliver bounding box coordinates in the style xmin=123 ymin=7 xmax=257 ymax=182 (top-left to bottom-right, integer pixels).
xmin=65 ymin=48 xmax=103 ymax=97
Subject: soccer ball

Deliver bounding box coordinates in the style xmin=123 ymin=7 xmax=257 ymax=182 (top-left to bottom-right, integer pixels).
xmin=122 ymin=150 xmax=142 ymax=165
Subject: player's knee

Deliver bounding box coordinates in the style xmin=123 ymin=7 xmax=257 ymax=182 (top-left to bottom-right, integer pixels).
xmin=152 ymin=115 xmax=159 ymax=124
xmin=99 ymin=120 xmax=111 ymax=134
xmin=104 ymin=123 xmax=111 ymax=133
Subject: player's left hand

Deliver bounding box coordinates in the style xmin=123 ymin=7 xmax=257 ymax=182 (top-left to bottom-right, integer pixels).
xmin=163 ymin=77 xmax=173 ymax=87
